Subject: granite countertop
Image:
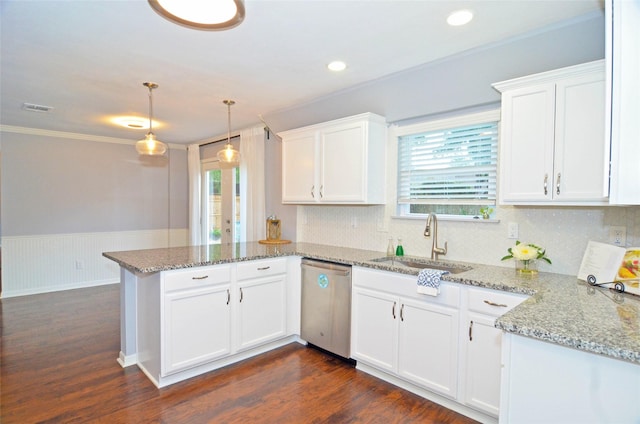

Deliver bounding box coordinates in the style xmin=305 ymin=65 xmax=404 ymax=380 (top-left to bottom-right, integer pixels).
xmin=103 ymin=241 xmax=640 ymax=365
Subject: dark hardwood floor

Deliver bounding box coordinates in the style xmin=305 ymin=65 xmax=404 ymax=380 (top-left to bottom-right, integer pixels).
xmin=0 ymin=284 xmax=478 ymax=423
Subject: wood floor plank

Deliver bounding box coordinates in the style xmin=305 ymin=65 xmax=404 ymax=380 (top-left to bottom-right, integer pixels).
xmin=1 ymin=284 xmax=478 ymax=423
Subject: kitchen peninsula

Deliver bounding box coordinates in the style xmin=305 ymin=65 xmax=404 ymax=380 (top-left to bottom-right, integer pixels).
xmin=104 ymin=242 xmax=640 ymax=423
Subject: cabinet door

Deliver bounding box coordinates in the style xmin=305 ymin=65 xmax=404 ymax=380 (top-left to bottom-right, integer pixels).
xmin=464 ymin=313 xmax=502 ymax=417
xmin=554 ymin=73 xmax=608 ymax=201
xmin=282 ymin=132 xmax=317 ymax=203
xmin=237 ymin=275 xmax=287 ymax=352
xmin=319 ymin=122 xmax=367 ymax=202
xmin=397 ymin=298 xmax=459 ymax=398
xmin=351 ymin=287 xmax=397 ymax=373
xmin=163 ymin=284 xmax=232 ymax=375
xmin=499 ymin=84 xmax=556 ymax=203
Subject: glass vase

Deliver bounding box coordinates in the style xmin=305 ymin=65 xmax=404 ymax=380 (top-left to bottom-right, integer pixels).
xmin=515 ymin=259 xmax=538 ymax=275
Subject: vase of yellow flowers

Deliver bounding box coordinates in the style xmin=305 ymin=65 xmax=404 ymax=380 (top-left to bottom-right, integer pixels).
xmin=502 ymin=241 xmax=552 ymax=275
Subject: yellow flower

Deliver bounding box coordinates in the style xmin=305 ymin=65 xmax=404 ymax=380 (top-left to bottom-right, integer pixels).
xmin=511 ymin=243 xmax=539 ymax=261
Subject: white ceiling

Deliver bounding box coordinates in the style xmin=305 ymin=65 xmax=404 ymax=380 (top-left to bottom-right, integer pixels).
xmin=0 ymin=0 xmax=602 ymax=145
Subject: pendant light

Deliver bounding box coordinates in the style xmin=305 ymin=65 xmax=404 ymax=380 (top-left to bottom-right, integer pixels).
xmin=148 ymin=0 xmax=245 ymax=31
xmin=217 ymin=100 xmax=240 ymax=167
xmin=136 ymin=82 xmax=167 ymax=156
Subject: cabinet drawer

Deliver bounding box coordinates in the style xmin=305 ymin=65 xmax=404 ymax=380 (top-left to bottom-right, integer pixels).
xmin=237 ymin=258 xmax=287 ymax=280
xmin=467 ymin=287 xmax=528 ymax=317
xmin=163 ymin=265 xmax=231 ymax=293
xmin=353 ymin=267 xmax=460 ymax=308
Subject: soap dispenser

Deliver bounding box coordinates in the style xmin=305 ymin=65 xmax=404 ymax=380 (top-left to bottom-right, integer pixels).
xmin=387 ymin=239 xmax=395 ymax=257
xmin=395 ymin=239 xmax=404 ymax=257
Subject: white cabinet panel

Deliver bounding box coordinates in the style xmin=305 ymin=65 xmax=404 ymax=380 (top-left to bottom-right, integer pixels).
xmin=398 ymin=299 xmax=459 ymax=398
xmin=280 ymin=113 xmax=386 ymax=204
xmin=494 ymin=60 xmax=608 ymax=205
xmin=237 ymin=274 xmax=287 ymax=352
xmin=163 ymin=283 xmax=232 ymax=375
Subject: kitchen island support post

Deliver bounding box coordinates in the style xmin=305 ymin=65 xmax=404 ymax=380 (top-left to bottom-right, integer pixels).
xmin=117 ymin=268 xmax=138 ymax=367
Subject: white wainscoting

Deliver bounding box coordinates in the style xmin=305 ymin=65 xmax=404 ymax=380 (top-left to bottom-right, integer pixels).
xmin=1 ymin=229 xmax=188 ymax=298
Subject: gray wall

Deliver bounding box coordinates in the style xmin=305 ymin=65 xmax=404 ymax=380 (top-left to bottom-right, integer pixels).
xmin=263 ymin=13 xmax=605 ymax=132
xmin=1 ymin=132 xmax=187 ymax=236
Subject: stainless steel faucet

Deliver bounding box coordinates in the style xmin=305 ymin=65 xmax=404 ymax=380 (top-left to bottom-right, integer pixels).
xmin=424 ymin=213 xmax=448 ymax=260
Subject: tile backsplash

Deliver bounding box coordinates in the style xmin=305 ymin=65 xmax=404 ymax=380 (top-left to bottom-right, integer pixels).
xmin=297 ymin=204 xmax=640 ymax=276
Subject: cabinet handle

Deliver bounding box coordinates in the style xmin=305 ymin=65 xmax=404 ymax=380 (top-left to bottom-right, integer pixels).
xmin=257 ymin=266 xmax=271 ymax=271
xmin=226 ymin=289 xmax=230 ymax=305
xmin=556 ymin=173 xmax=561 ymax=195
xmin=400 ymin=303 xmax=405 ymax=322
xmin=311 ymin=185 xmax=315 ymax=198
xmin=543 ymin=174 xmax=548 ymax=195
xmin=469 ymin=320 xmax=473 ymax=341
xmin=484 ymin=300 xmax=508 ymax=307
xmin=192 ymin=275 xmax=209 ymax=280
xmin=319 ymin=185 xmax=323 ymax=198
xmin=239 ymin=288 xmax=244 ymax=303
xmin=392 ymin=301 xmax=396 ymax=319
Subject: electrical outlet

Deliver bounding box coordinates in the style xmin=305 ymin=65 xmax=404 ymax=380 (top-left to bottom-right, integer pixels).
xmin=75 ymin=260 xmax=84 ymax=270
xmin=508 ymin=222 xmax=519 ymax=239
xmin=609 ymin=226 xmax=626 ymax=246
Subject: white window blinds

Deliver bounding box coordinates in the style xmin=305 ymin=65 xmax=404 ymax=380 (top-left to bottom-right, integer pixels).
xmin=397 ymin=121 xmax=498 ymax=205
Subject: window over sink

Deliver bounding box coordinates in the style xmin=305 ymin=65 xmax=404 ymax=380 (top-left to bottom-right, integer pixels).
xmin=395 ymin=109 xmax=499 ymax=219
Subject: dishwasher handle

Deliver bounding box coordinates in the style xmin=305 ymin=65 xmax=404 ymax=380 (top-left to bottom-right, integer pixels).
xmin=301 ymin=259 xmax=351 ymax=277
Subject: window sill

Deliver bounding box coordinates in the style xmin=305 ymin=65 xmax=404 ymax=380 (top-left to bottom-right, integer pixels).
xmin=391 ymin=214 xmax=500 ymax=224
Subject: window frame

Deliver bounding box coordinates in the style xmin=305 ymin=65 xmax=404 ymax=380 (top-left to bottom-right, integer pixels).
xmin=394 ymin=109 xmax=500 ymax=219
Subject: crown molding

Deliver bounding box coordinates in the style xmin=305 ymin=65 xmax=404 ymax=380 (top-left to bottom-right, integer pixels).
xmin=0 ymin=125 xmax=186 ymax=150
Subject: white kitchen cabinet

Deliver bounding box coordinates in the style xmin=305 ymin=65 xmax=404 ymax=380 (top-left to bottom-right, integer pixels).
xmin=236 ymin=258 xmax=287 ymax=352
xmin=607 ymin=0 xmax=640 ymax=205
xmin=351 ymin=268 xmax=460 ymax=398
xmin=280 ymin=113 xmax=387 ymax=204
xmin=494 ymin=60 xmax=608 ymax=205
xmin=162 ymin=265 xmax=232 ymax=375
xmin=461 ymin=287 xmax=527 ymax=417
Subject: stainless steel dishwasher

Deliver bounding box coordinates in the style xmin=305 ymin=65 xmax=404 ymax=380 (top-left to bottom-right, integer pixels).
xmin=300 ymin=258 xmax=352 ymax=359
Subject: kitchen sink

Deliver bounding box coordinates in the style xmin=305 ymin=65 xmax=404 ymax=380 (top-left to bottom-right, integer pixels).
xmin=370 ymin=257 xmax=471 ymax=274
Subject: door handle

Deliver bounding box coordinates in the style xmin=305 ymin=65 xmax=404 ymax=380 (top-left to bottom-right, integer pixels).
xmin=257 ymin=266 xmax=271 ymax=271
xmin=392 ymin=301 xmax=396 ymax=319
xmin=469 ymin=320 xmax=473 ymax=341
xmin=311 ymin=185 xmax=315 ymax=198
xmin=484 ymin=300 xmax=508 ymax=307
xmin=400 ymin=303 xmax=405 ymax=322
xmin=556 ymin=173 xmax=561 ymax=195
xmin=226 ymin=289 xmax=230 ymax=305
xmin=543 ymin=174 xmax=548 ymax=195
xmin=239 ymin=288 xmax=243 ymax=303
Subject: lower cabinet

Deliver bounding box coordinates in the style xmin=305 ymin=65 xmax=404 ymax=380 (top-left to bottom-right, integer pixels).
xmin=158 ymin=258 xmax=290 ymax=380
xmin=351 ymin=268 xmax=460 ymax=399
xmin=461 ymin=287 xmax=528 ymax=416
xmin=351 ymin=266 xmax=529 ymax=421
xmin=236 ymin=259 xmax=287 ymax=352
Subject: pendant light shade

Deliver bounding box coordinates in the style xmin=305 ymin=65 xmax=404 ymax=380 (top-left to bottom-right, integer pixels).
xmin=217 ymin=100 xmax=240 ymax=167
xmin=136 ymin=82 xmax=167 ymax=156
xmin=148 ymin=0 xmax=245 ymax=31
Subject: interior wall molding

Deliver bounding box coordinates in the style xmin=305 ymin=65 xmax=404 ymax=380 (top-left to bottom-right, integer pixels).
xmin=0 ymin=125 xmax=186 ymax=150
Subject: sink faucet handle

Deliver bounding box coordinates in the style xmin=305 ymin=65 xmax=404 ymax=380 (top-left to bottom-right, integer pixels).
xmin=434 ymin=241 xmax=448 ymax=256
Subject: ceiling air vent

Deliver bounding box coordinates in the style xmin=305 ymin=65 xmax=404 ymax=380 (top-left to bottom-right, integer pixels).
xmin=22 ymin=103 xmax=54 ymax=113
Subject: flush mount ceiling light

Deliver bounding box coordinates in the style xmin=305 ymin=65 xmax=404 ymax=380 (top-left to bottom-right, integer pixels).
xmin=136 ymin=82 xmax=168 ymax=156
xmin=113 ymin=116 xmax=152 ymax=129
xmin=327 ymin=61 xmax=347 ymax=72
xmin=447 ymin=9 xmax=473 ymax=26
xmin=148 ymin=0 xmax=245 ymax=31
xmin=217 ymin=100 xmax=241 ymax=168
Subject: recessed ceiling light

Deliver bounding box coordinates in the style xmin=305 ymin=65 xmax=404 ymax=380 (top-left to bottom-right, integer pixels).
xmin=327 ymin=61 xmax=347 ymax=72
xmin=447 ymin=9 xmax=473 ymax=26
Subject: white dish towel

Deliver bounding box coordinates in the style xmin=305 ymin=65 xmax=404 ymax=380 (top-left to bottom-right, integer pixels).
xmin=417 ymin=269 xmax=450 ymax=296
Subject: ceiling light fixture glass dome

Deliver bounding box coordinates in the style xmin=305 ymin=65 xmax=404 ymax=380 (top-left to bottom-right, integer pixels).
xmin=216 ymin=100 xmax=240 ymax=168
xmin=136 ymin=82 xmax=167 ymax=156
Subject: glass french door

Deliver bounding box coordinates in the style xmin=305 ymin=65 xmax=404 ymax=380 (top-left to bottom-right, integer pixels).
xmin=201 ymin=160 xmax=241 ymax=244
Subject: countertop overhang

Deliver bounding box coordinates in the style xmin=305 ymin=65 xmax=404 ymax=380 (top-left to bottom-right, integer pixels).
xmin=103 ymin=242 xmax=640 ymax=365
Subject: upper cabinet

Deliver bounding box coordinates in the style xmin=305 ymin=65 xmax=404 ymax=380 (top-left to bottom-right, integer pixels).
xmin=279 ymin=113 xmax=387 ymax=204
xmin=493 ymin=60 xmax=608 ymax=205
xmin=607 ymin=0 xmax=640 ymax=205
